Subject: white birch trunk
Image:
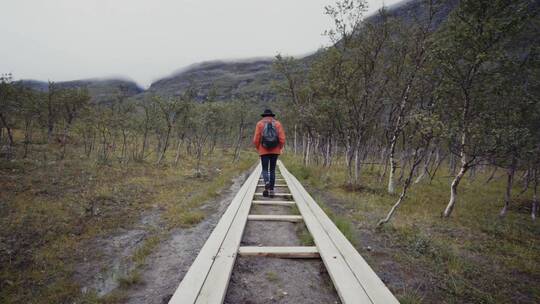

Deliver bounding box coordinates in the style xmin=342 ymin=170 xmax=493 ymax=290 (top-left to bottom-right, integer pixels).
xmin=443 ymin=163 xmax=468 ymax=217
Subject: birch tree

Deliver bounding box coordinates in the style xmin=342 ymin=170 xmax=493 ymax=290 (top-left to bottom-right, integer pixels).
xmin=432 ymin=0 xmax=535 ymax=217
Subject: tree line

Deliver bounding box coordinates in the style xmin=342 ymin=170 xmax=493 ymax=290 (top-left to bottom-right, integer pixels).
xmin=0 ymin=74 xmax=259 ymax=174
xmin=273 ymin=0 xmax=540 ymax=223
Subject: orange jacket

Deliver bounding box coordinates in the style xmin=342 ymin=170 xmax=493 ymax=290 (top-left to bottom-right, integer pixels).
xmin=252 ymin=117 xmax=286 ymax=155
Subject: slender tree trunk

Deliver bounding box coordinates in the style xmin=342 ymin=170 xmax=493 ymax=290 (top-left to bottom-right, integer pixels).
xmin=157 ymin=125 xmax=172 ymax=165
xmin=324 ymin=137 xmax=331 ymax=167
xmin=233 ymin=122 xmax=244 ymax=163
xmin=378 ymin=147 xmax=425 ymax=226
xmin=449 ymin=154 xmax=457 ymax=175
xmin=532 ymin=169 xmax=538 ymax=221
xmin=23 ymin=119 xmax=32 ymax=159
xmin=60 ymin=124 xmax=70 ymax=160
xmin=414 ymin=147 xmax=434 ymax=184
xmin=346 ymin=139 xmax=355 ymax=185
xmin=354 ymin=147 xmax=359 ymax=184
xmin=519 ymin=169 xmax=532 ymax=195
xmin=0 ymin=113 xmax=14 ymax=147
xmin=303 ymin=134 xmax=311 ymax=166
xmin=387 ymin=135 xmax=398 ymax=194
xmin=302 ymin=133 xmax=306 ymax=159
xmin=429 ymin=149 xmax=445 ymax=183
xmin=293 ymin=124 xmax=297 ymax=155
xmin=121 ymin=129 xmax=127 ymax=163
xmin=140 ymin=128 xmax=148 ymax=161
xmin=499 ymin=158 xmax=516 ymax=217
xmin=485 ymin=166 xmax=498 ymax=184
xmin=443 ymin=91 xmax=472 ymax=218
xmin=47 ymin=91 xmax=55 ymax=144
xmin=443 ymin=162 xmax=469 ymax=218
xmin=174 ymin=138 xmax=182 ymax=166
xmin=89 ymin=130 xmax=95 ymax=158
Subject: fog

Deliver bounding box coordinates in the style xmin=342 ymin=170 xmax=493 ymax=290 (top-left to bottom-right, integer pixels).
xmin=0 ymin=0 xmax=402 ymax=88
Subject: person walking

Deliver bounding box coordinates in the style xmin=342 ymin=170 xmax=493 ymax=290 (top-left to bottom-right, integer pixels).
xmin=252 ymin=109 xmax=286 ymax=197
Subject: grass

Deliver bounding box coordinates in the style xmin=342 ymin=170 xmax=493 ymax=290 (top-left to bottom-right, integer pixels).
xmin=281 ymin=154 xmax=540 ymax=304
xmin=132 ymin=234 xmax=162 ymax=266
xmin=117 ymin=271 xmax=143 ymax=289
xmin=265 ymin=271 xmax=280 ymax=283
xmin=296 ymin=224 xmax=315 ymax=246
xmin=0 ymin=140 xmax=257 ymax=304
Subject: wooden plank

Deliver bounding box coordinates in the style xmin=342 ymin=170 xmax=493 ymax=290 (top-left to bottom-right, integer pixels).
xmin=238 ymin=246 xmax=319 ymax=258
xmin=254 ymin=192 xmax=292 ymax=197
xmin=247 ymin=214 xmax=303 ymax=222
xmin=168 ymin=164 xmax=261 ymax=304
xmin=278 ymin=161 xmax=399 ymax=304
xmin=257 ymin=184 xmax=288 ymax=187
xmin=252 ymin=200 xmax=296 ymax=206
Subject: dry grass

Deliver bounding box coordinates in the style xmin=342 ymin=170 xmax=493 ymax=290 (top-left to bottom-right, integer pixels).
xmin=0 ymin=143 xmax=256 ymax=303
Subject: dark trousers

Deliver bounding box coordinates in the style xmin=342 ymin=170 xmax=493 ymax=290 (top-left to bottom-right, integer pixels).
xmin=261 ymin=154 xmax=278 ymax=190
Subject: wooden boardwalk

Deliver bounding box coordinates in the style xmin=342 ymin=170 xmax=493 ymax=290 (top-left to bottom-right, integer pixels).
xmin=168 ymin=160 xmax=398 ymax=304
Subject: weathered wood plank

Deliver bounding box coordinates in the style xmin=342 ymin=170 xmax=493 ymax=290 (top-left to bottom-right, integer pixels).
xmin=254 ymin=192 xmax=292 ymax=197
xmin=247 ymin=214 xmax=303 ymax=222
xmin=252 ymin=200 xmax=296 ymax=206
xmin=238 ymin=246 xmax=319 ymax=258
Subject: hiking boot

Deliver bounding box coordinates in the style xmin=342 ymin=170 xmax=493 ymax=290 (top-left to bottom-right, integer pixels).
xmin=268 ymin=189 xmax=275 ymax=198
xmin=263 ymin=189 xmax=269 ymax=197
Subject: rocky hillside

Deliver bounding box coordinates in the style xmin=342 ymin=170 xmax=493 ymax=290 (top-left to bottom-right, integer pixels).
xmin=147 ymin=59 xmax=280 ymax=102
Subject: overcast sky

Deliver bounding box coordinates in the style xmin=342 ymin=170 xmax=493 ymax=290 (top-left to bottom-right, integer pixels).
xmin=0 ymin=0 xmax=402 ymax=88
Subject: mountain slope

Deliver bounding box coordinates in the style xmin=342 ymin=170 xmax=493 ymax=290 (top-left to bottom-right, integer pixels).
xmin=147 ymin=59 xmax=280 ymax=102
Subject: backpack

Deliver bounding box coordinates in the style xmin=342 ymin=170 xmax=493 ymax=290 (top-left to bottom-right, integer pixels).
xmin=261 ymin=119 xmax=279 ymax=149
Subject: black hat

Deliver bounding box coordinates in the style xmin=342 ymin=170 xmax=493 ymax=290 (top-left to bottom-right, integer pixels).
xmin=261 ymin=109 xmax=276 ymax=117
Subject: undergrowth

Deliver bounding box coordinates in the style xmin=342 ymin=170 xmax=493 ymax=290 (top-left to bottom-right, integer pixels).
xmin=281 ymin=154 xmax=540 ymax=303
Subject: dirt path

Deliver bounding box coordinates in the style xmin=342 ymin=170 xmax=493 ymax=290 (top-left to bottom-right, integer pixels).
xmin=124 ymin=172 xmax=249 ymax=304
xmin=224 ymin=176 xmax=341 ymax=304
